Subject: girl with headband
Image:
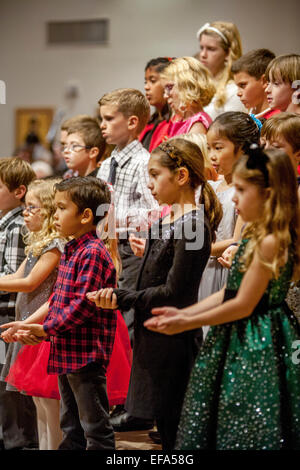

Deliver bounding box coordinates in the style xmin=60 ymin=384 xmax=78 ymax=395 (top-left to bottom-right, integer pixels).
xmin=197 ymin=21 xmax=246 ymax=119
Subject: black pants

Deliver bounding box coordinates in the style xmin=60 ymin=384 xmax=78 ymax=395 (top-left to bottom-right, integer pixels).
xmin=58 ymin=362 xmax=115 ymax=450
xmin=118 ymin=241 xmax=142 ymax=344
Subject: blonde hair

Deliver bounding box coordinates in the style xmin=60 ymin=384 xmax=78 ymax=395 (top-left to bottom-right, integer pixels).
xmin=152 ymin=138 xmax=223 ymax=241
xmin=98 ymin=88 xmax=150 ymax=134
xmin=261 ymin=112 xmax=300 ymax=152
xmin=24 ymin=178 xmax=63 ymax=257
xmin=233 ymin=149 xmax=300 ymax=281
xmin=198 ymin=21 xmax=242 ymax=108
xmin=161 ymin=57 xmax=215 ymax=110
xmin=266 ymin=54 xmax=300 ymax=84
xmin=174 ymin=133 xmax=218 ymax=181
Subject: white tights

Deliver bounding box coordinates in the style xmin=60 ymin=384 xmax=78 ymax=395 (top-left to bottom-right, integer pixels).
xmin=33 ymin=397 xmax=62 ymax=450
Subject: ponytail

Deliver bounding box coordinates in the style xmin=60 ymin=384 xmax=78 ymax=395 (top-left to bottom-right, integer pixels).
xmin=199 ymin=181 xmax=223 ymax=243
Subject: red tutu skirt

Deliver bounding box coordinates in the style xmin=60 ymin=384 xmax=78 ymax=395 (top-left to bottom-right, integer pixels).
xmin=6 ymin=311 xmax=132 ymax=405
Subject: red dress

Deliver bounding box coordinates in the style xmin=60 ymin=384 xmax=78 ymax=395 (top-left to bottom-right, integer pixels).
xmin=6 ymin=311 xmax=132 ymax=405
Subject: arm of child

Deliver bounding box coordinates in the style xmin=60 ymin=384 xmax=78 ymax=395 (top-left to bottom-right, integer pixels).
xmin=0 ymin=248 xmax=60 ymax=293
xmin=188 ymin=121 xmax=207 ymax=135
xmin=210 ymin=215 xmax=244 ymax=257
xmin=0 ymin=301 xmax=50 ymax=342
xmin=89 ymin=219 xmax=211 ymax=317
xmin=144 ymin=235 xmax=276 ymax=335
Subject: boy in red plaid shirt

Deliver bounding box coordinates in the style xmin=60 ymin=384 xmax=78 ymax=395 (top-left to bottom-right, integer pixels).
xmin=6 ymin=177 xmax=117 ymax=450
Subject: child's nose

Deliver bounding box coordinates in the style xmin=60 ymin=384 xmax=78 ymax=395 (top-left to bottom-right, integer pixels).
xmin=237 ymin=88 xmax=243 ymax=97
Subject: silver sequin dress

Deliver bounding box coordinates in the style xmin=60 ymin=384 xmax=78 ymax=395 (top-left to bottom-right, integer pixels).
xmin=0 ymin=239 xmax=64 ymax=391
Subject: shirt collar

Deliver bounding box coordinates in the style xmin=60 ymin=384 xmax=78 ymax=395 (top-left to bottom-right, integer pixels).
xmin=111 ymin=140 xmax=142 ymax=168
xmin=64 ymin=230 xmax=98 ymax=255
xmin=0 ymin=206 xmax=24 ymax=230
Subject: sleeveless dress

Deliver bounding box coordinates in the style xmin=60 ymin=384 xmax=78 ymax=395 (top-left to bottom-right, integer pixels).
xmin=176 ymin=239 xmax=300 ymax=450
xmin=198 ymin=180 xmax=237 ymax=300
xmin=167 ymin=111 xmax=212 ymax=138
xmin=0 ymin=239 xmax=63 ymax=395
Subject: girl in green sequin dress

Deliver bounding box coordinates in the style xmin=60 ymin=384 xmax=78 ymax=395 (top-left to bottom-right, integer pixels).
xmin=145 ymin=148 xmax=300 ymax=450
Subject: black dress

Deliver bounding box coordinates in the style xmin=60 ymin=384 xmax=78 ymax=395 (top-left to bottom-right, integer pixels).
xmin=114 ymin=210 xmax=211 ymax=449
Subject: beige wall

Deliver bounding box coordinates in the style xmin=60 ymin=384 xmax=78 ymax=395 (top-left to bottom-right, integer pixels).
xmin=0 ymin=0 xmax=299 ymax=155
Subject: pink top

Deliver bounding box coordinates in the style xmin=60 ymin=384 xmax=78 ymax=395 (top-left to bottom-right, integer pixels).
xmin=167 ymin=111 xmax=212 ymax=137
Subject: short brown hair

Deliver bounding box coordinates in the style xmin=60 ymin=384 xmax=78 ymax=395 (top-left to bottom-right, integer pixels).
xmin=98 ymin=88 xmax=150 ymax=134
xmin=54 ymin=176 xmax=111 ymax=225
xmin=0 ymin=157 xmax=36 ymax=198
xmin=61 ymin=114 xmax=91 ymax=132
xmin=266 ymin=54 xmax=300 ymax=84
xmin=261 ymin=112 xmax=300 ymax=152
xmin=66 ymin=117 xmax=106 ymax=163
xmin=232 ymin=49 xmax=275 ymax=79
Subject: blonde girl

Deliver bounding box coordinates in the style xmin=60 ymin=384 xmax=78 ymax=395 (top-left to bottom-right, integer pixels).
xmin=197 ymin=21 xmax=246 ymax=119
xmin=0 ymin=178 xmax=64 ymax=450
xmin=145 ymin=148 xmax=300 ymax=450
xmin=161 ymin=56 xmax=215 ymax=135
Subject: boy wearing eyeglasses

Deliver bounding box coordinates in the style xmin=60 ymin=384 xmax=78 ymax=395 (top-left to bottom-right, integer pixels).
xmin=0 ymin=157 xmax=38 ymax=450
xmin=61 ymin=116 xmax=107 ymax=178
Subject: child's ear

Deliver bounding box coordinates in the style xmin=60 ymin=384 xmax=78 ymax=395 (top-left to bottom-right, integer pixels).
xmin=81 ymin=208 xmax=94 ymax=225
xmin=261 ymin=74 xmax=268 ymax=90
xmin=14 ymin=185 xmax=27 ymax=201
xmin=177 ymin=167 xmax=190 ymax=186
xmin=89 ymin=147 xmax=100 ymax=161
xmin=128 ymin=115 xmax=139 ymax=131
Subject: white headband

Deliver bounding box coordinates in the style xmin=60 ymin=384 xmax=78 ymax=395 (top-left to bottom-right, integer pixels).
xmin=196 ymin=22 xmax=229 ymax=45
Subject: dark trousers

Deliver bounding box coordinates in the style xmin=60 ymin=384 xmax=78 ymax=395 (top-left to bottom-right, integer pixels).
xmin=118 ymin=241 xmax=142 ymax=344
xmin=58 ymin=362 xmax=115 ymax=450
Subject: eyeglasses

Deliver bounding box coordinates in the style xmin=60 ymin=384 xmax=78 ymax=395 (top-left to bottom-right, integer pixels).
xmin=164 ymin=83 xmax=175 ymax=96
xmin=23 ymin=205 xmax=42 ymax=215
xmin=61 ymin=144 xmax=92 ymax=153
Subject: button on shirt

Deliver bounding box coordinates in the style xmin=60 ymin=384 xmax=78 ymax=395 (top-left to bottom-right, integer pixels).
xmin=97 ymin=140 xmax=159 ymax=232
xmin=43 ymin=231 xmax=117 ymax=375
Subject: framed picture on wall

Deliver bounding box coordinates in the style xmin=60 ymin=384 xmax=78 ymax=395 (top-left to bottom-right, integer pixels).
xmin=15 ymin=107 xmax=54 ymax=149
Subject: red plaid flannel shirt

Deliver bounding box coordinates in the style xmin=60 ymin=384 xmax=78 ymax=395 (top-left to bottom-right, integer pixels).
xmin=43 ymin=231 xmax=117 ymax=375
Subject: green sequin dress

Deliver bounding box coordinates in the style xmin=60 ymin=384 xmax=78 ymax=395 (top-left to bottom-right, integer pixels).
xmin=176 ymin=239 xmax=300 ymax=450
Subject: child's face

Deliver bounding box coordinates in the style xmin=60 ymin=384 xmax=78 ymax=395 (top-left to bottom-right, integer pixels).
xmin=147 ymin=154 xmax=178 ymax=205
xmin=0 ymin=179 xmax=21 ymax=216
xmin=207 ymin=128 xmax=241 ymax=179
xmin=199 ymin=34 xmax=228 ymax=77
xmin=62 ymin=132 xmax=94 ymax=176
xmin=265 ymin=77 xmax=293 ymax=111
xmin=54 ymin=191 xmax=85 ymax=238
xmin=100 ymin=105 xmax=134 ymax=150
xmin=234 ymin=72 xmax=266 ymax=110
xmin=232 ymin=174 xmax=267 ymax=222
xmin=264 ymin=136 xmax=300 ymax=175
xmin=144 ymin=67 xmax=166 ymax=109
xmin=23 ymin=190 xmax=43 ymax=232
xmin=163 ymin=81 xmax=181 ymax=114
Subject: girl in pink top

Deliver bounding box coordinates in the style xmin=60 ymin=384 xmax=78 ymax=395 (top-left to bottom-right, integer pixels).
xmin=161 ymin=57 xmax=215 ymax=137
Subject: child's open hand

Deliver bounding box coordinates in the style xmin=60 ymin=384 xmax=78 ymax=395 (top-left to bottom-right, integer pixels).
xmin=86 ymin=288 xmax=118 ymax=309
xmin=144 ymin=307 xmax=188 ymax=335
xmin=217 ymin=245 xmax=238 ymax=269
xmin=129 ymin=234 xmax=146 ymax=257
xmin=0 ymin=321 xmax=24 ymax=343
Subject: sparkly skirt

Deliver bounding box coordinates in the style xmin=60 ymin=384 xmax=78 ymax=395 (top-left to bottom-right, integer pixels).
xmin=175 ymin=299 xmax=300 ymax=450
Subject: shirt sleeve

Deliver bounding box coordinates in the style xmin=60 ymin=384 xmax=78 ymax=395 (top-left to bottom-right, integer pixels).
xmin=0 ymin=225 xmax=26 ymax=294
xmin=43 ymin=249 xmax=115 ymax=335
xmin=115 ymin=221 xmax=211 ymax=320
